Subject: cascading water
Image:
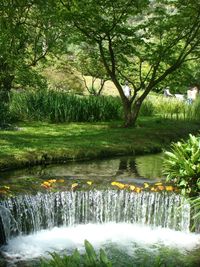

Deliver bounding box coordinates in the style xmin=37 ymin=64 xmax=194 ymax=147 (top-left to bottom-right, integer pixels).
xmin=0 ymin=189 xmax=191 ymax=244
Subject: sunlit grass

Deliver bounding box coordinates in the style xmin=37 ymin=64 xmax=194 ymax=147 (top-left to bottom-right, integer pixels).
xmin=0 ymin=118 xmax=199 ymax=170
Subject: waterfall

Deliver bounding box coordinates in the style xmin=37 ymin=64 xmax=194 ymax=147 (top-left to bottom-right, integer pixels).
xmin=0 ymin=190 xmax=190 ymax=244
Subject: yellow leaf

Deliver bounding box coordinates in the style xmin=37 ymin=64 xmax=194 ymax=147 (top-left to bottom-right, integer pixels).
xmin=155 ymin=182 xmax=163 ymax=186
xmin=0 ymin=190 xmax=7 ymax=194
xmin=57 ymin=179 xmax=65 ymax=183
xmin=41 ymin=181 xmax=51 ymax=189
xmin=43 ymin=181 xmax=51 ymax=187
xmin=71 ymin=183 xmax=78 ymax=189
xmin=111 ymin=181 xmax=125 ymax=189
xmin=48 ymin=179 xmax=57 ymax=184
xmin=165 ymin=186 xmax=174 ymax=191
xmin=87 ymin=181 xmax=92 ymax=185
xmin=157 ymin=185 xmax=165 ymax=191
xmin=143 ymin=183 xmax=149 ymax=188
xmin=116 ymin=182 xmax=125 ymax=189
xmin=135 ymin=187 xmax=142 ymax=193
xmin=4 ymin=186 xmax=10 ymax=189
xmin=129 ymin=185 xmax=136 ymax=191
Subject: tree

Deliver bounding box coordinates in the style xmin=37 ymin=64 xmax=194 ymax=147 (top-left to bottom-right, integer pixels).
xmin=60 ymin=0 xmax=200 ymax=127
xmin=73 ymin=45 xmax=109 ymax=96
xmin=0 ymin=0 xmax=66 ymax=124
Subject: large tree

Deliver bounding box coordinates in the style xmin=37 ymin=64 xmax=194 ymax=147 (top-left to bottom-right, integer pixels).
xmin=60 ymin=0 xmax=200 ymax=127
xmin=0 ymin=0 xmax=65 ymax=123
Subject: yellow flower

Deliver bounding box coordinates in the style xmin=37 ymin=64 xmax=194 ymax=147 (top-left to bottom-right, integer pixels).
xmin=71 ymin=183 xmax=78 ymax=189
xmin=87 ymin=181 xmax=92 ymax=185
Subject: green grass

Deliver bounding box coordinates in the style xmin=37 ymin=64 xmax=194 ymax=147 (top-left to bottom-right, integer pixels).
xmin=0 ymin=117 xmax=199 ymax=171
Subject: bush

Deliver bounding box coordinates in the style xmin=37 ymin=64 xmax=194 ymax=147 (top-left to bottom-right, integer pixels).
xmin=163 ymin=134 xmax=200 ymax=197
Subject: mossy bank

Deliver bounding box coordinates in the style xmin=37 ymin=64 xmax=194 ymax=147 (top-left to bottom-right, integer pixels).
xmin=0 ymin=117 xmax=199 ymax=172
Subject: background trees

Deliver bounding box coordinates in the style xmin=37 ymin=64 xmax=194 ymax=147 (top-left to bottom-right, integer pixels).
xmin=60 ymin=0 xmax=200 ymax=127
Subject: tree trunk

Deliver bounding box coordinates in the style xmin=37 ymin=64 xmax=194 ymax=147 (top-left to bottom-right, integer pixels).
xmin=0 ymin=74 xmax=14 ymax=124
xmin=123 ymin=99 xmax=142 ymax=127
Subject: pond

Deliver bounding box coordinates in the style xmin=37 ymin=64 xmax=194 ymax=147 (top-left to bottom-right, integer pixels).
xmin=0 ymin=153 xmax=200 ymax=267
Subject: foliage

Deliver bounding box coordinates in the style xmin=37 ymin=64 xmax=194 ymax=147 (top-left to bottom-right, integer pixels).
xmin=43 ymin=57 xmax=84 ymax=95
xmin=10 ymin=89 xmax=122 ymax=122
xmin=139 ymin=98 xmax=154 ymax=117
xmin=163 ymin=134 xmax=200 ymax=197
xmin=40 ymin=240 xmax=112 ymax=267
xmin=148 ymin=94 xmax=200 ymax=122
xmin=59 ymin=0 xmax=200 ymax=126
xmin=190 ymin=197 xmax=200 ymax=233
xmin=159 ymin=61 xmax=200 ymax=94
xmin=0 ymin=0 xmax=69 ymax=123
xmin=72 ymin=46 xmax=109 ymax=96
xmin=187 ymin=97 xmax=200 ymax=121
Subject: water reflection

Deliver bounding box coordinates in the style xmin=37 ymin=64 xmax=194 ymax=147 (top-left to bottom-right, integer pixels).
xmin=0 ymin=153 xmax=164 ymax=183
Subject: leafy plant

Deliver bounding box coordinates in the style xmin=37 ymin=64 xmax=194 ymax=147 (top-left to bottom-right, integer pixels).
xmin=163 ymin=134 xmax=200 ymax=197
xmin=40 ymin=240 xmax=112 ymax=267
xmin=190 ymin=197 xmax=200 ymax=232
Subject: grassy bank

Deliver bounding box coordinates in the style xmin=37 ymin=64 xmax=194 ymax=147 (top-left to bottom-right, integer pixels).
xmin=0 ymin=117 xmax=199 ymax=171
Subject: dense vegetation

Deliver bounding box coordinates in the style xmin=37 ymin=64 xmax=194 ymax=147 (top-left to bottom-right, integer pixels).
xmin=163 ymin=134 xmax=200 ymax=232
xmin=10 ymin=90 xmax=122 ymax=122
xmin=1 ymin=0 xmax=200 ymax=127
xmin=163 ymin=134 xmax=200 ymax=197
xmin=7 ymin=89 xmax=200 ymax=123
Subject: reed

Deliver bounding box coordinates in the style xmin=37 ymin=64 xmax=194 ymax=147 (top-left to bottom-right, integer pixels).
xmin=150 ymin=95 xmax=200 ymax=121
xmin=10 ymin=89 xmax=122 ymax=122
xmin=139 ymin=97 xmax=154 ymax=116
xmin=9 ymin=89 xmax=200 ymax=123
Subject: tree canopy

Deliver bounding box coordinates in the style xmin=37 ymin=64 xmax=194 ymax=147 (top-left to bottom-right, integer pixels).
xmin=59 ymin=0 xmax=200 ymax=126
xmin=1 ymin=0 xmax=200 ymax=126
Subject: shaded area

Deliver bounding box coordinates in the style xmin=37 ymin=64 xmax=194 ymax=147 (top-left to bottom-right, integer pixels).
xmin=0 ymin=118 xmax=199 ymax=171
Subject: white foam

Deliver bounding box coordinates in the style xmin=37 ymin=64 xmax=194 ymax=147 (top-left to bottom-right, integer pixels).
xmin=2 ymin=223 xmax=200 ymax=260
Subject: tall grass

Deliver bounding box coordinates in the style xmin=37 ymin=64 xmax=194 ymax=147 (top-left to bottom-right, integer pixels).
xmin=150 ymin=95 xmax=200 ymax=121
xmin=139 ymin=97 xmax=154 ymax=116
xmin=10 ymin=90 xmax=122 ymax=122
xmin=9 ymin=90 xmax=200 ymax=123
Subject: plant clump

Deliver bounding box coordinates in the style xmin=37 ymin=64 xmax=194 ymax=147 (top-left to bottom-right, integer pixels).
xmin=163 ymin=134 xmax=200 ymax=197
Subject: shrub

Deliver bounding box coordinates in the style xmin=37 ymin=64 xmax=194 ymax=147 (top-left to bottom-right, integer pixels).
xmin=163 ymin=134 xmax=200 ymax=197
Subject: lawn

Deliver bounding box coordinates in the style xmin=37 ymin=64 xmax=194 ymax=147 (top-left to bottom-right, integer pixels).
xmin=0 ymin=117 xmax=199 ymax=171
